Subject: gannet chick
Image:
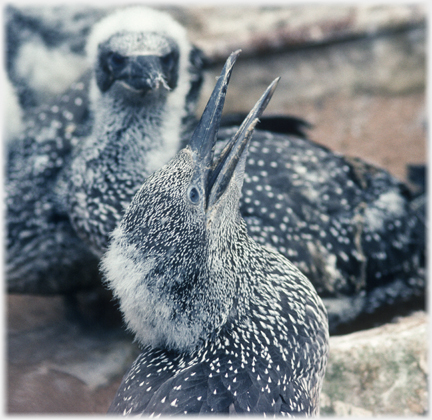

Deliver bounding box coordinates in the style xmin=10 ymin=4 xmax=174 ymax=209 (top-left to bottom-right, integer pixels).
xmin=65 ymin=5 xmax=206 ymax=257
xmin=6 ymin=6 xmax=205 ymax=295
xmin=6 ymin=74 xmax=97 ymax=294
xmin=215 ymin=115 xmax=425 ymax=333
xmin=103 ymin=51 xmax=329 ymax=415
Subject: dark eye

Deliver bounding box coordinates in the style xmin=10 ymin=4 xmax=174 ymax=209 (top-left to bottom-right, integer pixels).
xmin=188 ymin=186 xmax=200 ymax=204
xmin=108 ymin=52 xmax=127 ymax=71
xmin=160 ymin=52 xmax=176 ymax=70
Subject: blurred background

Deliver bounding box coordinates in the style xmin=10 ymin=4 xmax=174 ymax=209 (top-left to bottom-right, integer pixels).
xmin=4 ymin=3 xmax=427 ymax=415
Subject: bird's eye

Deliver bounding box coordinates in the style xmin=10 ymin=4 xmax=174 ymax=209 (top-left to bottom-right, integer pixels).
xmin=188 ymin=186 xmax=200 ymax=204
xmin=108 ymin=52 xmax=127 ymax=71
xmin=160 ymin=52 xmax=176 ymax=70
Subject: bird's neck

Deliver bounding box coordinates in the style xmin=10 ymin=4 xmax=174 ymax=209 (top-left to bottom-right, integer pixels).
xmin=65 ymin=84 xmax=189 ymax=255
xmin=91 ymin=92 xmax=183 ymax=174
xmin=104 ymin=215 xmax=255 ymax=355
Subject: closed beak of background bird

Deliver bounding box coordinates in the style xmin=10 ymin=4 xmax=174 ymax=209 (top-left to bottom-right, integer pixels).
xmin=96 ymin=48 xmax=178 ymax=95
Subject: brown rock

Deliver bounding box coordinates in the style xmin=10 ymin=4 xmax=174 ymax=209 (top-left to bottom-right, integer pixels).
xmin=182 ymin=5 xmax=426 ymax=60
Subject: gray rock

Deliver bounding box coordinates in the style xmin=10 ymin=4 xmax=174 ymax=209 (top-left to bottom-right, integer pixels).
xmin=320 ymin=311 xmax=428 ymax=416
xmin=189 ymin=6 xmax=426 ymax=185
xmin=46 ymin=340 xmax=138 ymax=391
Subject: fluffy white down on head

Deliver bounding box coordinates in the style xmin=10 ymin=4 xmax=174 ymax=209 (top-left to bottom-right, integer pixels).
xmin=86 ymin=6 xmax=189 ymax=65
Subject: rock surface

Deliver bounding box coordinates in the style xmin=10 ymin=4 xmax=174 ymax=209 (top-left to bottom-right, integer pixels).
xmin=7 ymin=295 xmax=427 ymax=415
xmin=195 ymin=16 xmax=425 ymax=183
xmin=7 ymin=294 xmax=139 ymax=414
xmin=181 ymin=4 xmax=425 ymax=60
xmin=320 ymin=311 xmax=428 ymax=416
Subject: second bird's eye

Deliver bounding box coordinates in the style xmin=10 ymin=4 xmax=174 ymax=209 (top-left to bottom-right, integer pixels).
xmin=109 ymin=52 xmax=127 ymax=71
xmin=188 ymin=187 xmax=200 ymax=204
xmin=160 ymin=52 xmax=175 ymax=70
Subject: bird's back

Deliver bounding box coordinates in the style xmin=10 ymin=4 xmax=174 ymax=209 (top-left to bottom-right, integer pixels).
xmin=109 ymin=242 xmax=328 ymax=416
xmin=6 ymin=73 xmax=100 ymax=294
xmin=214 ymin=126 xmax=425 ymax=329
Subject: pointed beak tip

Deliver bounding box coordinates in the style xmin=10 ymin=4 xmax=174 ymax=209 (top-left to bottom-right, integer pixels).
xmin=230 ymin=49 xmax=242 ymax=62
xmin=272 ymin=76 xmax=281 ymax=89
xmin=189 ymin=51 xmax=243 ymax=170
xmin=221 ymin=50 xmax=241 ymax=81
xmin=220 ymin=49 xmax=242 ymax=83
xmin=266 ymin=77 xmax=281 ymax=100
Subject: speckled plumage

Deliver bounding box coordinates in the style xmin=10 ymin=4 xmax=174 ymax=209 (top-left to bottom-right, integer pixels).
xmin=63 ymin=6 xmax=205 ymax=257
xmin=103 ymin=52 xmax=329 ymax=415
xmin=6 ymin=74 xmax=98 ymax=294
xmin=6 ymin=6 xmax=205 ymax=294
xmin=6 ymin=6 xmax=424 ymax=332
xmin=212 ymin=127 xmax=425 ymax=332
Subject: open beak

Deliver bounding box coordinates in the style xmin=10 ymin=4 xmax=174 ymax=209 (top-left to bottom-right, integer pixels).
xmin=188 ymin=50 xmax=279 ymax=212
xmin=187 ymin=50 xmax=241 ymax=204
xmin=207 ymin=77 xmax=279 ymax=210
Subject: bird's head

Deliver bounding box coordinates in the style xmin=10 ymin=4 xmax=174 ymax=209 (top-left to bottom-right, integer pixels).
xmin=102 ymin=51 xmax=278 ymax=353
xmin=86 ymin=6 xmax=204 ymax=105
xmin=94 ymin=32 xmax=179 ymax=97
